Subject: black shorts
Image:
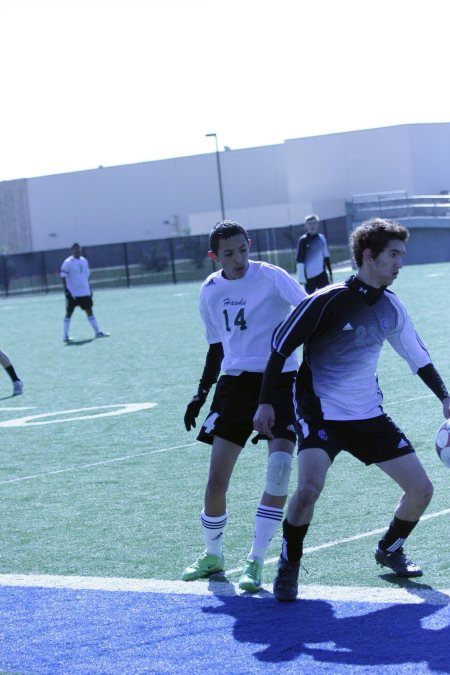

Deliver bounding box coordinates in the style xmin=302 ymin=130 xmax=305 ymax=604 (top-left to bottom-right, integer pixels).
xmin=66 ymin=295 xmax=93 ymax=313
xmin=198 ymin=371 xmax=297 ymax=448
xmin=305 ymin=272 xmax=329 ymax=294
xmin=297 ymin=414 xmax=414 ymax=465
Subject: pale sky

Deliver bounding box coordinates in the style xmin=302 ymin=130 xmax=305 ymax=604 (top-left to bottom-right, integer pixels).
xmin=1 ymin=0 xmax=449 ymax=181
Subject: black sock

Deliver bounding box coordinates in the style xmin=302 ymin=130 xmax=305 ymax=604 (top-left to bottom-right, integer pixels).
xmin=378 ymin=516 xmax=419 ymax=553
xmin=5 ymin=365 xmax=19 ymax=382
xmin=281 ymin=518 xmax=309 ymax=562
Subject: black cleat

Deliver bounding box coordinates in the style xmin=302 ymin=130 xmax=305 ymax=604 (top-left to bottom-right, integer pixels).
xmin=375 ymin=546 xmax=423 ymax=578
xmin=273 ymin=556 xmax=300 ymax=601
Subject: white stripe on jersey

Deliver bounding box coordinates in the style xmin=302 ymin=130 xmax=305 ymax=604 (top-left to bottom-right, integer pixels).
xmin=273 ymin=283 xmax=347 ymax=354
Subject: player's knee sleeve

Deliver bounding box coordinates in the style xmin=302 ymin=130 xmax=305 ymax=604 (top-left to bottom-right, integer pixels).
xmin=265 ymin=451 xmax=293 ymax=497
xmin=0 ymin=350 xmax=11 ymax=368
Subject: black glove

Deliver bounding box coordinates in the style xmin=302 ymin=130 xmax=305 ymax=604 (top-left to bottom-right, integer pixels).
xmin=184 ymin=388 xmax=208 ymax=431
xmin=65 ymin=289 xmax=73 ymax=300
xmin=251 ymin=433 xmax=271 ymax=445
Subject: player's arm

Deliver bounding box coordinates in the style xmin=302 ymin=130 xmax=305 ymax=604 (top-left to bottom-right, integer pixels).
xmin=296 ymin=238 xmax=307 ymax=284
xmin=387 ymin=296 xmax=450 ymax=418
xmin=184 ymin=342 xmax=224 ymax=431
xmin=253 ymin=351 xmax=287 ymax=439
xmin=60 ymin=270 xmax=72 ymax=299
xmin=254 ymin=290 xmax=338 ymax=436
xmin=417 ymin=363 xmax=450 ymax=418
xmin=320 ymin=235 xmax=333 ymax=281
xmin=295 ymin=238 xmax=304 ymax=263
xmin=324 ymin=256 xmax=333 ymax=282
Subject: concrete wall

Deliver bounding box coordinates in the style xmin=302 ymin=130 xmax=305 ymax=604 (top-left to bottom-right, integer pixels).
xmin=0 ymin=180 xmax=32 ymax=252
xmin=2 ymin=123 xmax=450 ymax=254
xmin=399 ymin=219 xmax=450 ymax=264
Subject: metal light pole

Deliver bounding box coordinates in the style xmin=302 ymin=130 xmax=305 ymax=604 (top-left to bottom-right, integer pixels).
xmin=205 ymin=132 xmax=226 ymax=220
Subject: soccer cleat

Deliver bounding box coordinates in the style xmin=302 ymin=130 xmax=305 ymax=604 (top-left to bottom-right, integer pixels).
xmin=64 ymin=337 xmax=74 ymax=344
xmin=273 ymin=555 xmax=300 ymax=601
xmin=12 ymin=380 xmax=23 ymax=396
xmin=375 ymin=546 xmax=423 ymax=577
xmin=181 ymin=552 xmax=224 ymax=581
xmin=96 ymin=331 xmax=110 ymax=338
xmin=239 ymin=560 xmax=263 ymax=592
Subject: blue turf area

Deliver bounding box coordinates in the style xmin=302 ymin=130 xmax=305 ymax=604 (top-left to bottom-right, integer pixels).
xmin=0 ymin=585 xmax=449 ymax=673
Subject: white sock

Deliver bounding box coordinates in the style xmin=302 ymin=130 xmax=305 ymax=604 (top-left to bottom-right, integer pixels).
xmin=63 ymin=317 xmax=71 ymax=339
xmin=201 ymin=509 xmax=227 ymax=556
xmin=88 ymin=315 xmax=100 ymax=334
xmin=247 ymin=504 xmax=283 ymax=563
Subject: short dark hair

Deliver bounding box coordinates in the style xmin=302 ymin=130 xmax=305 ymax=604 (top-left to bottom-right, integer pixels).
xmin=71 ymin=242 xmax=81 ymax=249
xmin=209 ymin=220 xmax=250 ymax=255
xmin=350 ymin=218 xmax=409 ymax=267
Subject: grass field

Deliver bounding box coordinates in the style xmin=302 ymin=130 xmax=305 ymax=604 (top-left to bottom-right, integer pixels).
xmin=0 ymin=261 xmax=449 ymax=593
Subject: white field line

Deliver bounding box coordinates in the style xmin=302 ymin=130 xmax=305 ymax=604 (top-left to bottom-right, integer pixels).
xmin=0 ymin=392 xmax=437 ymax=483
xmin=226 ymin=508 xmax=450 ymax=575
xmin=386 ymin=393 xmax=434 ymax=405
xmin=0 ymin=441 xmax=201 ymax=485
xmin=0 ymin=572 xmax=447 ymax=605
xmin=0 ymin=439 xmax=448 ymax=605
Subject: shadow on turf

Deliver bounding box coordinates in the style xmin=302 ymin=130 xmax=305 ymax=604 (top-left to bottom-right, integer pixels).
xmin=64 ymin=338 xmax=96 ymax=346
xmin=203 ymin=579 xmax=450 ymax=672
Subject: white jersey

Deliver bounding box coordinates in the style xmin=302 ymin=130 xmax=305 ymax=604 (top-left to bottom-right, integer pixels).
xmin=60 ymin=256 xmax=91 ymax=297
xmin=199 ymin=260 xmax=306 ymax=374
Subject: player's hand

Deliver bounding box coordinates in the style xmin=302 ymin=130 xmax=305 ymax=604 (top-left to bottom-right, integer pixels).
xmin=253 ymin=403 xmax=275 ymax=440
xmin=64 ymin=289 xmax=72 ymax=300
xmin=184 ymin=389 xmax=208 ymax=431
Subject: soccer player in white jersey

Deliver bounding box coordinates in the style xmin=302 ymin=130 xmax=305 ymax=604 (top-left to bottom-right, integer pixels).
xmin=60 ymin=243 xmax=109 ymax=343
xmin=0 ymin=349 xmax=23 ymax=395
xmin=181 ymin=220 xmax=307 ymax=591
xmin=254 ymin=218 xmax=450 ymax=601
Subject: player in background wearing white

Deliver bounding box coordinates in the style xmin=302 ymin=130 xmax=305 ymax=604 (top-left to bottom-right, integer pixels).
xmin=60 ymin=243 xmax=109 ymax=343
xmin=254 ymin=218 xmax=450 ymax=601
xmin=182 ymin=221 xmax=307 ymax=592
xmin=296 ymin=214 xmax=333 ymax=293
xmin=0 ymin=349 xmax=23 ymax=396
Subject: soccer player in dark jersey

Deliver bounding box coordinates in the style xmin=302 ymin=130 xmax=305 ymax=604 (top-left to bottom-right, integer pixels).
xmin=254 ymin=217 xmax=450 ymax=601
xmin=181 ymin=220 xmax=306 ymax=592
xmin=296 ymin=214 xmax=333 ymax=293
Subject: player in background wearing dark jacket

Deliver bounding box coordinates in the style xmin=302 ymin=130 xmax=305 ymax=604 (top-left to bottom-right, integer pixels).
xmin=254 ymin=217 xmax=450 ymax=601
xmin=296 ymin=214 xmax=333 ymax=293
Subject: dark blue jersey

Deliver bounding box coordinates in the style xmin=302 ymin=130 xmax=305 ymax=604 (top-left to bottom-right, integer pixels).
xmin=266 ymin=276 xmax=431 ymax=421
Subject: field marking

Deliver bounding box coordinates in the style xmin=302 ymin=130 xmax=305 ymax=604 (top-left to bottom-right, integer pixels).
xmin=0 ymin=572 xmax=447 ymax=605
xmin=0 ymin=402 xmax=157 ymax=427
xmin=0 ymin=441 xmax=201 ymax=485
xmin=0 ymin=406 xmax=35 ymax=412
xmin=386 ymin=393 xmax=434 ymax=405
xmin=226 ymin=508 xmax=450 ymax=576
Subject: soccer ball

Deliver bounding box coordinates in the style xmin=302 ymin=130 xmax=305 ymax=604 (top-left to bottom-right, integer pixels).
xmin=435 ymin=419 xmax=450 ymax=468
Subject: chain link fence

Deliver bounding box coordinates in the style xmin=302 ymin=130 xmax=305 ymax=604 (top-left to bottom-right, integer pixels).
xmin=0 ymin=217 xmax=349 ymax=296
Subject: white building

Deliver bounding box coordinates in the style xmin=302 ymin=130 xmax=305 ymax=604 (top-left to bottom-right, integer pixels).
xmin=1 ymin=122 xmax=450 ymax=254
